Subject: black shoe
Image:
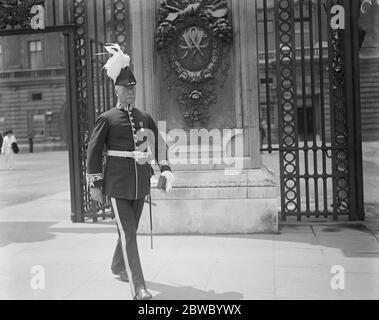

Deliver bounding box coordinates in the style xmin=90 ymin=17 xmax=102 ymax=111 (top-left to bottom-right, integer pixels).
xmin=134 ymin=288 xmax=152 ymax=300
xmin=113 ymin=270 xmax=129 ymax=282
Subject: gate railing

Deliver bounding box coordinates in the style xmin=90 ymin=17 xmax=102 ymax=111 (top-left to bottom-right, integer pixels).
xmin=71 ymin=0 xmax=130 ymax=222
xmin=258 ymin=0 xmax=364 ymax=221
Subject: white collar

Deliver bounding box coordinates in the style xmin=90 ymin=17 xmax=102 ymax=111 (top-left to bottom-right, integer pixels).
xmin=116 ymin=103 xmax=134 ymax=112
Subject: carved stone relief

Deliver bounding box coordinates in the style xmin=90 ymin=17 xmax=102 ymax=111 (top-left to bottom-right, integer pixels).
xmin=156 ymin=0 xmax=232 ymax=126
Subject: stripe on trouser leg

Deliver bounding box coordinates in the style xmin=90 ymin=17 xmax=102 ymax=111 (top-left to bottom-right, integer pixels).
xmin=111 ymin=198 xmax=136 ymax=298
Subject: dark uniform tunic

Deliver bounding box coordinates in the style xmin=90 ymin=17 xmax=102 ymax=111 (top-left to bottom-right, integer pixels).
xmin=86 ymin=106 xmax=171 ymax=199
xmin=86 ymin=105 xmax=171 ymax=298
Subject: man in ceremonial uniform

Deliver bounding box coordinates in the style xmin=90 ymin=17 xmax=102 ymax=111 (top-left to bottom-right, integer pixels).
xmin=86 ymin=44 xmax=174 ymax=300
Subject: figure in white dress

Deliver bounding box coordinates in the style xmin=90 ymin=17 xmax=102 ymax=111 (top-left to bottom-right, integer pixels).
xmin=1 ymin=130 xmax=17 ymax=170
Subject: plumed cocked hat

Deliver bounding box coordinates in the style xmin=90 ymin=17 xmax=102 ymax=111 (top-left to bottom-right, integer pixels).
xmin=97 ymin=43 xmax=136 ymax=87
xmin=115 ymin=67 xmax=136 ymax=88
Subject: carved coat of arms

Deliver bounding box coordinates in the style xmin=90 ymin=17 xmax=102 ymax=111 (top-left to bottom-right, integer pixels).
xmin=156 ymin=0 xmax=233 ymax=126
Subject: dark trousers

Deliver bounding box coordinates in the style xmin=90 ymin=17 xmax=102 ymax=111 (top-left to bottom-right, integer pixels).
xmin=110 ymin=197 xmax=145 ymax=297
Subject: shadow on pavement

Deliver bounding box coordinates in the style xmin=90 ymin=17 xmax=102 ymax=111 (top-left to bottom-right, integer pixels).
xmin=146 ymin=281 xmax=243 ymax=300
xmin=48 ymin=227 xmax=116 ymax=234
xmin=1 ymin=220 xmax=378 ymax=260
xmin=0 ymin=221 xmax=57 ymax=247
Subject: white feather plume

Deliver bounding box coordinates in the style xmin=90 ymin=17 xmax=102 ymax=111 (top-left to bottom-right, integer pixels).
xmin=97 ymin=43 xmax=130 ymax=83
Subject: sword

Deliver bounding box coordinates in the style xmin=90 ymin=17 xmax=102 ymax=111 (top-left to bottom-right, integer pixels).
xmin=149 ymin=191 xmax=153 ymax=249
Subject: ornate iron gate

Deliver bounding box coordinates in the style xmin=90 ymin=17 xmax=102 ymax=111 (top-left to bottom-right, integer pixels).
xmin=62 ymin=0 xmax=131 ymax=223
xmin=1 ymin=0 xmax=365 ymax=223
xmin=74 ymin=0 xmax=130 ymax=222
xmin=58 ymin=0 xmax=130 ymax=222
xmin=258 ymin=0 xmax=364 ymax=221
xmin=0 ymin=0 xmax=130 ymax=222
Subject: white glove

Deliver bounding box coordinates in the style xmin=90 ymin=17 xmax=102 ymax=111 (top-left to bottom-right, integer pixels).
xmin=161 ymin=171 xmax=175 ymax=193
xmin=90 ymin=187 xmax=104 ymax=204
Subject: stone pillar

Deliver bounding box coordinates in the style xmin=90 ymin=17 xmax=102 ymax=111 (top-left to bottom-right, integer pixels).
xmin=129 ymin=0 xmax=159 ymax=118
xmin=231 ymin=0 xmax=262 ymax=167
xmin=127 ymin=0 xmax=278 ymax=234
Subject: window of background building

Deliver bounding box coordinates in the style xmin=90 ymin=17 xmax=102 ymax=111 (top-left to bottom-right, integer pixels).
xmin=32 ymin=114 xmax=45 ymax=137
xmin=294 ymin=6 xmax=310 ymax=35
xmin=259 ymin=103 xmax=276 ymax=126
xmin=31 ymin=93 xmax=42 ymax=101
xmin=260 ymin=78 xmax=273 ymax=85
xmin=28 ymin=40 xmax=43 ymax=69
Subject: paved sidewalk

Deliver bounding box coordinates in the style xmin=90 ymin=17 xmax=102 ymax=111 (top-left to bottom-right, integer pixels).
xmin=0 ymin=149 xmax=378 ymax=300
xmin=0 ymin=213 xmax=378 ymax=300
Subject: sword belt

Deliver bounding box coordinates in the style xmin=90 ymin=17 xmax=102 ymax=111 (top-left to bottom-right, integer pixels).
xmin=107 ymin=150 xmax=150 ymax=159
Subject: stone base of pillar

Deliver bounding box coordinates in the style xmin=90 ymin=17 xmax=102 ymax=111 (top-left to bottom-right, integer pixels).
xmin=138 ymin=166 xmax=279 ymax=234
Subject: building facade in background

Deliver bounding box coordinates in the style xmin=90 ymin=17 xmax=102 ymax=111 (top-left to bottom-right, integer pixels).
xmin=0 ymin=32 xmax=67 ymax=149
xmin=0 ymin=0 xmax=116 ymax=150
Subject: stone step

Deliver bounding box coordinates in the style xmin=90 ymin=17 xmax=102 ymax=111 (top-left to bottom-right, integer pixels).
xmin=139 ymin=168 xmax=279 ymax=234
